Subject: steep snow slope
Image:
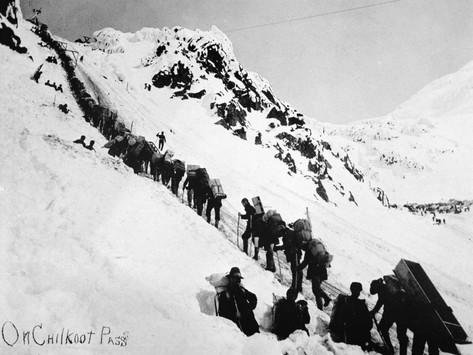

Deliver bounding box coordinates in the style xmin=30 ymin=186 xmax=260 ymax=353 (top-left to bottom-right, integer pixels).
xmin=325 ymin=62 xmax=473 ymax=204
xmin=2 ymin=7 xmax=473 ymax=354
xmin=64 ymin=23 xmax=473 ymax=350
xmin=0 ymin=23 xmax=368 ymax=355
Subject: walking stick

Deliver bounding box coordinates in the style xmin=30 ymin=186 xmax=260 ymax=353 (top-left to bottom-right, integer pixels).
xmin=372 ymin=313 xmax=389 ymax=352
xmin=249 ymin=214 xmax=253 ymax=258
xmin=236 ymin=214 xmax=241 ymax=248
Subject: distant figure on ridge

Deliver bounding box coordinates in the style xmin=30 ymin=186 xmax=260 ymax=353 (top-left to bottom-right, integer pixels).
xmin=156 ymin=131 xmax=166 ymax=151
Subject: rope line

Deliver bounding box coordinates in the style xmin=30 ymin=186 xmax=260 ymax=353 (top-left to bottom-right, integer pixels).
xmin=226 ymin=0 xmax=400 ymax=33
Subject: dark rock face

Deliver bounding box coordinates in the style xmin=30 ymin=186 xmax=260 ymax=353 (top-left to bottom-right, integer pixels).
xmin=215 ymin=100 xmax=247 ymax=128
xmin=152 ymin=70 xmax=172 ymax=88
xmin=156 ymin=44 xmax=166 ymax=57
xmin=267 ymin=107 xmax=287 ymax=126
xmin=276 ymin=133 xmax=318 ymax=160
xmin=152 ymin=61 xmax=193 ymax=90
xmin=316 ymin=180 xmax=329 ymax=202
xmin=200 ymin=44 xmax=225 ymax=75
xmin=343 ymin=155 xmax=364 ymax=182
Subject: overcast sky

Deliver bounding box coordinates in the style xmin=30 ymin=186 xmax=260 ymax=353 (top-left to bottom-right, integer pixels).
xmin=21 ymin=0 xmax=473 ymax=123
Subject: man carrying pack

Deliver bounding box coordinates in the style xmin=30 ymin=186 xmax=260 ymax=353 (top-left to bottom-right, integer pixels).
xmin=369 ymin=277 xmax=409 ymax=355
xmin=206 ymin=194 xmax=223 ymax=228
xmin=275 ymin=227 xmax=303 ymax=292
xmin=335 ymin=282 xmax=372 ymax=349
xmin=273 ymin=287 xmax=310 ymax=340
xmin=171 ymin=159 xmax=185 ymax=196
xmin=183 ymin=173 xmax=197 ymax=208
xmin=239 ymin=198 xmax=256 ymax=255
xmin=217 ymin=267 xmax=259 ymax=336
xmin=298 ymin=239 xmax=331 ymax=310
xmin=193 ymin=168 xmax=210 ymax=216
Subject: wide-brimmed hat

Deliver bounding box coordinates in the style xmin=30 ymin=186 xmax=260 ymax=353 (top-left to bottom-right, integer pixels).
xmin=228 ymin=267 xmax=244 ymax=279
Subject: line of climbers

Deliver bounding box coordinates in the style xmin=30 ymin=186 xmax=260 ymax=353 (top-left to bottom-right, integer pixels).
xmin=238 ymin=197 xmax=332 ymax=310
xmin=210 ymin=266 xmax=440 ymax=355
xmin=30 ymin=17 xmax=229 ymax=229
xmin=30 ymin=19 xmax=443 ymax=355
xmin=226 ymin=198 xmax=440 ymax=354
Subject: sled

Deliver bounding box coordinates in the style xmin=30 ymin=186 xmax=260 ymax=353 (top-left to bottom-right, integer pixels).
xmin=252 ymin=196 xmax=264 ymax=215
xmin=393 ymin=259 xmax=470 ymax=354
xmin=209 ymin=178 xmax=226 ymax=199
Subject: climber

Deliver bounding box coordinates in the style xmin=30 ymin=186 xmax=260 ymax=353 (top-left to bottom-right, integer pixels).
xmin=275 ymin=227 xmax=303 ymax=292
xmin=73 ymin=135 xmax=86 ymax=147
xmin=216 ymin=267 xmax=259 ymax=336
xmin=156 ymin=131 xmax=166 ymax=151
xmin=206 ymin=193 xmax=224 ymax=228
xmin=298 ymin=239 xmax=332 ymax=310
xmin=273 ymin=287 xmax=310 ymax=340
xmin=84 ymin=140 xmax=95 ymax=151
xmin=330 ymin=282 xmax=372 ymax=349
xmin=369 ymin=277 xmax=409 ymax=355
xmin=239 ymin=198 xmax=256 ymax=255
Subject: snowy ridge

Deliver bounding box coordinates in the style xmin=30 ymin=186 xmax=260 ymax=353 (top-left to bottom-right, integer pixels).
xmin=323 ymin=57 xmax=473 ymax=205
xmin=80 ymin=25 xmax=383 ymax=209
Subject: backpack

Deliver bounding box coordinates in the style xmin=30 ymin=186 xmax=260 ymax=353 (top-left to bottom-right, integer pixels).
xmin=196 ymin=168 xmax=210 ymax=189
xmin=263 ymin=210 xmax=285 ymax=240
xmin=164 ymin=150 xmax=174 ymax=163
xmin=209 ymin=178 xmax=227 ymax=199
xmin=173 ymin=159 xmax=186 ymax=174
xmin=186 ymin=164 xmax=200 ymax=177
xmin=252 ymin=196 xmax=264 ymax=215
xmin=262 ymin=210 xmax=277 ymax=222
xmin=307 ymin=239 xmax=333 ymax=267
xmin=293 ymin=219 xmax=312 ymax=245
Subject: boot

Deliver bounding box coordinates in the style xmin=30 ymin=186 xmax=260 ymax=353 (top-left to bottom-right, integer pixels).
xmin=253 ymin=247 xmax=259 ymax=261
xmin=265 ymin=250 xmax=276 ymax=272
xmin=243 ymin=239 xmax=249 ymax=255
xmin=215 ymin=219 xmax=219 ymax=228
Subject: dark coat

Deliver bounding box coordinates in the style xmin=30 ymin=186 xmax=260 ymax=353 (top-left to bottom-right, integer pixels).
xmin=207 ymin=195 xmax=223 ymax=209
xmin=330 ymin=295 xmax=372 ymax=346
xmin=299 ymin=251 xmax=327 ymax=281
xmin=218 ymin=286 xmax=259 ymax=336
xmin=343 ymin=297 xmax=372 ymax=345
xmin=273 ymin=298 xmax=310 ymax=340
xmin=279 ymin=229 xmax=301 ymax=260
xmin=241 ymin=204 xmax=256 ymax=231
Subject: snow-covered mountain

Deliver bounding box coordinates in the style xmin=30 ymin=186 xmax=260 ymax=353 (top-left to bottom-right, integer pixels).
xmin=1 ymin=1 xmax=473 ymax=354
xmin=325 ymin=63 xmax=473 ymax=205
xmin=83 ymin=23 xmax=473 ymax=210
